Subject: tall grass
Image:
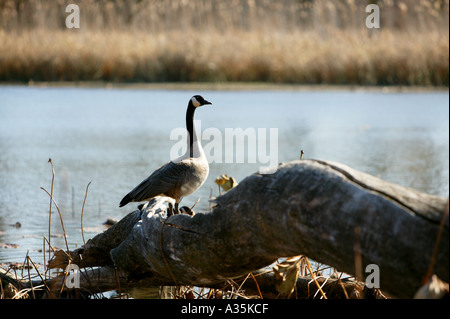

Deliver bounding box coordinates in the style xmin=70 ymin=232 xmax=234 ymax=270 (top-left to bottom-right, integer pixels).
xmin=0 ymin=0 xmax=448 ymax=85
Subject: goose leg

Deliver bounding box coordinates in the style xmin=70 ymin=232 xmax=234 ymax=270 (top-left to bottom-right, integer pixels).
xmin=174 ymin=197 xmax=183 ymax=215
xmin=168 ymin=202 xmax=174 ymax=217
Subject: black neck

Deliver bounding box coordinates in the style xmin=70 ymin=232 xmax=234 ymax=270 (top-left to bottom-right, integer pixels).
xmin=186 ymin=102 xmax=196 ymax=157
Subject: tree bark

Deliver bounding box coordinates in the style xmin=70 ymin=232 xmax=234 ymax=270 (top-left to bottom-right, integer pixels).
xmin=4 ymin=159 xmax=448 ymax=298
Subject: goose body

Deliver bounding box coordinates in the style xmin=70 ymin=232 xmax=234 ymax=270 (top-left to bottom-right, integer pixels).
xmin=119 ymin=95 xmax=211 ymax=214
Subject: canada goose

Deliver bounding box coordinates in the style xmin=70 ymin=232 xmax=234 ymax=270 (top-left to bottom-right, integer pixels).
xmin=119 ymin=95 xmax=211 ymax=216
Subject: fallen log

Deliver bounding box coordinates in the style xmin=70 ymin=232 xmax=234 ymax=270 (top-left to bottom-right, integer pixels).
xmin=4 ymin=159 xmax=448 ymax=298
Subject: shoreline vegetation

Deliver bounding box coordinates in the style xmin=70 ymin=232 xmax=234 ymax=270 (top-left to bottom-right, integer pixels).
xmin=3 ymin=81 xmax=449 ymax=93
xmin=1 ymin=0 xmax=449 ymax=86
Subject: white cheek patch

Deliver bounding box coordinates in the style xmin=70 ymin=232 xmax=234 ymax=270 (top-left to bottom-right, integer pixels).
xmin=191 ymin=96 xmax=201 ymax=107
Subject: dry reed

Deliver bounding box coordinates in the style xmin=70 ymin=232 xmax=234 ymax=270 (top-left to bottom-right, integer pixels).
xmin=0 ymin=0 xmax=448 ymax=85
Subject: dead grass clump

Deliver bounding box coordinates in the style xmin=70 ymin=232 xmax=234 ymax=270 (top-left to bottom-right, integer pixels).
xmin=1 ymin=28 xmax=448 ymax=85
xmin=0 ymin=0 xmax=448 ymax=85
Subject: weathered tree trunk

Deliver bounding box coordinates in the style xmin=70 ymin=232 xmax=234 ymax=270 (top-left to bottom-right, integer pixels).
xmin=4 ymin=160 xmax=448 ymax=298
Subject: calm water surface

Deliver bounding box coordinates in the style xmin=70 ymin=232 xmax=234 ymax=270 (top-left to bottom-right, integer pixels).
xmin=0 ymin=86 xmax=448 ymax=263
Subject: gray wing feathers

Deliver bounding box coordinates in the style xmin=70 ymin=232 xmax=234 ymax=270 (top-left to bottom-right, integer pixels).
xmin=119 ymin=161 xmax=188 ymax=206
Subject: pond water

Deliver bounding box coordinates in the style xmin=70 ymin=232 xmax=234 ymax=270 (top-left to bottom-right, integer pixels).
xmin=0 ymin=85 xmax=448 ymax=264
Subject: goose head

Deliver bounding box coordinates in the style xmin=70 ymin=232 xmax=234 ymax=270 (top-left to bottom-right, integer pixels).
xmin=190 ymin=95 xmax=212 ymax=108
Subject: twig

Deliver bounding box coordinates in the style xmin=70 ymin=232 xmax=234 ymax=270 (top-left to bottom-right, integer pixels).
xmin=303 ymin=257 xmax=327 ymax=299
xmin=42 ymin=236 xmax=56 ymax=279
xmin=81 ymin=181 xmax=92 ymax=249
xmin=312 ymin=275 xmax=330 ymax=299
xmin=250 ymin=272 xmax=263 ymax=299
xmin=59 ymin=260 xmax=72 ymax=295
xmin=25 ymin=252 xmax=36 ymax=299
xmin=113 ymin=267 xmax=123 ymax=298
xmin=40 ymin=187 xmax=70 ymax=254
xmin=190 ymin=198 xmax=200 ymax=210
xmin=47 ymin=159 xmax=56 ymax=268
xmin=237 ymin=273 xmax=251 ymax=293
xmin=27 ymin=255 xmax=50 ymax=294
xmin=334 ymin=269 xmax=350 ymax=299
xmin=423 ymin=199 xmax=449 ymax=284
xmin=353 ymin=226 xmax=363 ymax=282
xmin=0 ymin=275 xmax=4 ymax=298
xmin=43 ymin=237 xmax=47 ymax=281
